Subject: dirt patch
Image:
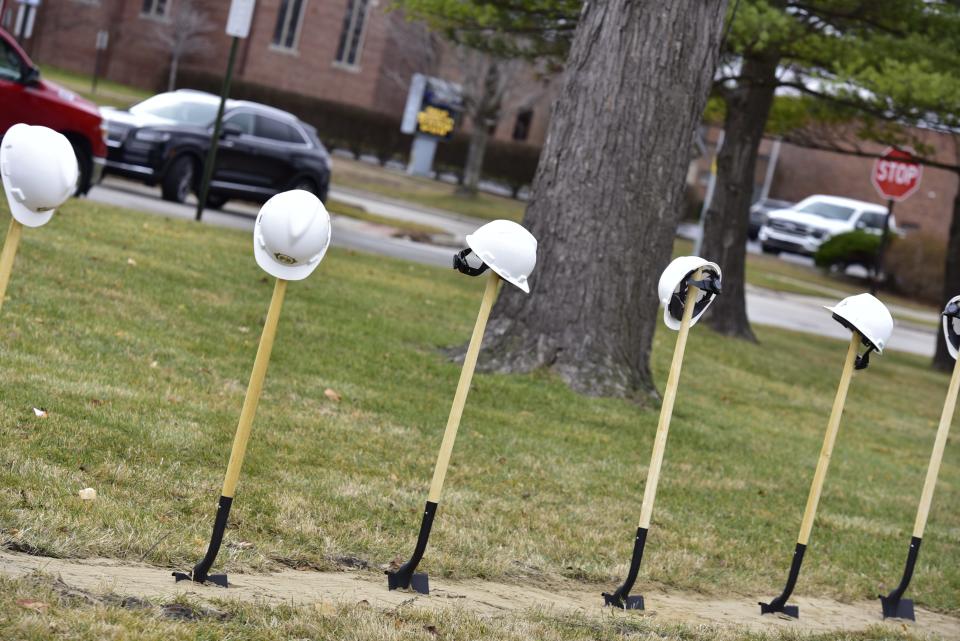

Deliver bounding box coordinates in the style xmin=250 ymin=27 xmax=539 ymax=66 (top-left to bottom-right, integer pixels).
xmin=1 ymin=549 xmax=956 ymax=639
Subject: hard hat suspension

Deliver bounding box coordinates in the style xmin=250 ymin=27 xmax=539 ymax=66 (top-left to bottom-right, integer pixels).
xmin=830 ymin=312 xmax=877 ymax=370
xmin=667 ymin=271 xmax=722 ymax=323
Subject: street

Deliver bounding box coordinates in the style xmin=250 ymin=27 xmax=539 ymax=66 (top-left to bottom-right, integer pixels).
xmin=87 ymin=177 xmax=938 ymax=358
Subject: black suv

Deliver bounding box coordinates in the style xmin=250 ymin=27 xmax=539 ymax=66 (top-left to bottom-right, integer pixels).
xmin=101 ymin=90 xmax=330 ymax=207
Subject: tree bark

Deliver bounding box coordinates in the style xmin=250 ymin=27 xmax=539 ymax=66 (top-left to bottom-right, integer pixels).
xmin=933 ymin=168 xmax=960 ymax=371
xmin=477 ymin=0 xmax=728 ymax=400
xmin=700 ymin=54 xmax=781 ymax=341
xmin=459 ymin=124 xmax=489 ymax=196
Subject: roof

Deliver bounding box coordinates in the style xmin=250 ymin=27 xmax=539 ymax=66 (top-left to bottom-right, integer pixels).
xmin=172 ymin=89 xmax=300 ymax=123
xmin=801 ymin=194 xmax=888 ymax=213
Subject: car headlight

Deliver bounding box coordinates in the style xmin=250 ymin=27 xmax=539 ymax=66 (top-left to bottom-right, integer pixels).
xmin=812 ymin=229 xmax=829 ymax=239
xmin=134 ymin=130 xmax=171 ymax=143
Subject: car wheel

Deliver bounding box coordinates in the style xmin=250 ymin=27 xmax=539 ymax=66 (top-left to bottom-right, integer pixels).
xmin=761 ymin=243 xmax=780 ymax=255
xmin=290 ymin=177 xmax=317 ymax=196
xmin=162 ymin=156 xmax=195 ymax=203
xmin=205 ymin=193 xmax=228 ymax=210
xmin=69 ymin=139 xmax=93 ymax=196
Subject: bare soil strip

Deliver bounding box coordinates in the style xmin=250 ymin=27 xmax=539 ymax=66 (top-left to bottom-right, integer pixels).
xmin=1 ymin=550 xmax=957 ymax=639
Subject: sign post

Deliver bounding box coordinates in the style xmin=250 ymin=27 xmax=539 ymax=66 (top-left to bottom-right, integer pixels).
xmin=401 ymin=74 xmax=462 ymax=177
xmin=870 ymin=148 xmax=921 ymax=294
xmin=195 ymin=0 xmax=255 ymax=222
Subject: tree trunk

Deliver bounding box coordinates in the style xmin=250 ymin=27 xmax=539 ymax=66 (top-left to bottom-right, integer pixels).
xmin=458 ymin=124 xmax=489 ymax=196
xmin=477 ymin=0 xmax=729 ymax=400
xmin=700 ymin=54 xmax=781 ymax=340
xmin=167 ymin=50 xmax=180 ymax=92
xmin=458 ymin=62 xmax=500 ymax=197
xmin=933 ymin=169 xmax=960 ymax=371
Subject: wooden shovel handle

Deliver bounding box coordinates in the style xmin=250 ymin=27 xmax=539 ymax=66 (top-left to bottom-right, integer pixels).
xmin=427 ymin=271 xmax=500 ymax=503
xmin=913 ymin=353 xmax=960 ymax=538
xmin=797 ymin=332 xmax=859 ymax=546
xmin=638 ymin=271 xmax=701 ymax=529
xmin=221 ymin=278 xmax=288 ymax=498
xmin=0 ymin=218 xmax=24 ymax=315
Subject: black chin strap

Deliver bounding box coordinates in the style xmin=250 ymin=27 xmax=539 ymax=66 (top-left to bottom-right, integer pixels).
xmin=453 ymin=248 xmax=488 ymax=277
xmin=855 ymin=345 xmax=874 ymax=370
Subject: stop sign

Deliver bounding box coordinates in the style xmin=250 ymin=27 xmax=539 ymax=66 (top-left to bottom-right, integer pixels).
xmin=871 ymin=148 xmax=922 ymax=202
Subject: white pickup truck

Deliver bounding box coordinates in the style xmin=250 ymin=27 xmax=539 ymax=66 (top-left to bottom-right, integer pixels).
xmin=758 ymin=194 xmax=894 ymax=256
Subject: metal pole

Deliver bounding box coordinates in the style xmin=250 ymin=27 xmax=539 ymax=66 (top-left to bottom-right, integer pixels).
xmin=872 ymin=199 xmax=895 ymax=295
xmin=91 ymin=46 xmax=102 ymax=94
xmin=195 ymin=36 xmax=240 ymax=222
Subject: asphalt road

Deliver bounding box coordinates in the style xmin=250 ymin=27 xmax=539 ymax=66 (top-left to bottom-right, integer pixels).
xmin=86 ymin=177 xmax=938 ymax=358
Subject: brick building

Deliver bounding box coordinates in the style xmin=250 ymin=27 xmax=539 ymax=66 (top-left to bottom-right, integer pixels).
xmin=0 ymin=0 xmax=553 ymax=145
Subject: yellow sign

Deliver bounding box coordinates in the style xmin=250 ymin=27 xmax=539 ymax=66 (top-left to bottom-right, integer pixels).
xmin=416 ymin=106 xmax=455 ymax=138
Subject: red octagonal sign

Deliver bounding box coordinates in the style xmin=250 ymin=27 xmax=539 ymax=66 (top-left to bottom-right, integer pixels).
xmin=871 ymin=147 xmax=922 ymax=202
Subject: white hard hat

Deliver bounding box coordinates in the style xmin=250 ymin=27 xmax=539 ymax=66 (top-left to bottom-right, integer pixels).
xmin=253 ymin=189 xmax=331 ymax=281
xmin=825 ymin=293 xmax=894 ymax=354
xmin=942 ymin=295 xmax=960 ymax=360
xmin=463 ymin=219 xmax=537 ymax=293
xmin=1 ymin=124 xmax=78 ymax=228
xmin=657 ymin=256 xmax=722 ymax=330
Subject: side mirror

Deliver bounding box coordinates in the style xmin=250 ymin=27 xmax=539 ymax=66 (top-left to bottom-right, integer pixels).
xmin=19 ymin=65 xmax=40 ymax=86
xmin=221 ymin=123 xmax=243 ymax=138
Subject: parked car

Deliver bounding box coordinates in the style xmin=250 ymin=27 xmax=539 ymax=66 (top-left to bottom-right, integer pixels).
xmin=758 ymin=194 xmax=894 ymax=256
xmin=748 ymin=197 xmax=793 ymax=241
xmin=0 ymin=27 xmax=106 ymax=195
xmin=100 ymin=90 xmax=330 ymax=207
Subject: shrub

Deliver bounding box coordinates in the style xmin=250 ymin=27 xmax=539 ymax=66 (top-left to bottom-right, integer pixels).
xmin=175 ymin=69 xmax=540 ymax=196
xmin=814 ymin=231 xmax=881 ymax=271
xmin=884 ymin=232 xmax=946 ymax=304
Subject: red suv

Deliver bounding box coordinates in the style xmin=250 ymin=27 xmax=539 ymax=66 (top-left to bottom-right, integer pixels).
xmin=0 ymin=28 xmax=106 ymax=194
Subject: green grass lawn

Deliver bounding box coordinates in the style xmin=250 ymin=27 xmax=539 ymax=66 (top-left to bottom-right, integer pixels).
xmin=39 ymin=65 xmax=151 ymax=110
xmin=0 ymin=199 xmax=957 ymax=638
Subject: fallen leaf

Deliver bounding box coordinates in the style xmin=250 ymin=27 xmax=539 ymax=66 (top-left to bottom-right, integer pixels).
xmin=324 ymin=388 xmax=341 ymax=402
xmin=226 ymin=540 xmax=253 ymax=550
xmin=424 ymin=625 xmax=438 ymax=636
xmin=16 ymin=599 xmax=48 ymax=612
xmin=150 ymin=361 xmax=158 ymax=368
xmin=78 ymin=488 xmax=97 ymax=501
xmin=33 ymin=407 xmax=48 ymax=418
xmin=127 ymin=258 xmax=137 ymax=266
xmin=238 ymin=326 xmax=250 ymax=333
xmin=89 ymin=398 xmax=105 ymax=406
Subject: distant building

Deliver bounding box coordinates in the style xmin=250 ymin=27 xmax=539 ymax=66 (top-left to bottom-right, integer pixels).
xmin=3 ymin=0 xmax=554 ymax=145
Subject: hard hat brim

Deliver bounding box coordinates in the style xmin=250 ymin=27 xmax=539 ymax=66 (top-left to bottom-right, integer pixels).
xmin=824 ymin=304 xmax=886 ymax=354
xmin=1 ymin=165 xmax=56 ymax=228
xmin=253 ymin=235 xmax=321 ymax=281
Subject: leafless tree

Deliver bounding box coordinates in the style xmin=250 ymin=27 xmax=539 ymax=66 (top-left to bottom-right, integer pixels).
xmin=154 ymin=0 xmax=214 ymax=92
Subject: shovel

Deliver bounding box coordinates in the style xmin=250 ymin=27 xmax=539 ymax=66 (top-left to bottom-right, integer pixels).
xmin=0 ymin=217 xmax=23 ymax=315
xmin=386 ymin=270 xmax=500 ymax=595
xmin=760 ymin=332 xmax=861 ymax=618
xmin=879 ymin=303 xmax=960 ymax=620
xmin=173 ymin=278 xmax=288 ymax=586
xmin=602 ymin=270 xmax=711 ymax=610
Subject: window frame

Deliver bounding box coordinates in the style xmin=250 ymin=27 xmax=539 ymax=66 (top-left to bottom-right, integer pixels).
xmin=333 ymin=0 xmax=370 ymax=69
xmin=140 ymin=0 xmax=169 ymax=20
xmin=270 ymin=0 xmax=308 ymax=53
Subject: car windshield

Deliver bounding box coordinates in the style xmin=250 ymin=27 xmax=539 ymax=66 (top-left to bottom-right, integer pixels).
xmin=129 ymin=94 xmax=218 ymax=126
xmin=796 ymin=201 xmax=856 ymax=221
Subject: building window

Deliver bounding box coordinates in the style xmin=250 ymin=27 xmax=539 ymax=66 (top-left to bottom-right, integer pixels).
xmin=334 ymin=0 xmax=369 ymax=67
xmin=141 ymin=0 xmax=168 ymax=18
xmin=272 ymin=0 xmax=307 ymax=50
xmin=512 ymin=110 xmax=533 ymax=141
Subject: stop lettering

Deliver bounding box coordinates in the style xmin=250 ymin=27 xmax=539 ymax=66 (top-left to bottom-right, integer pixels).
xmin=871 ymin=148 xmax=922 ymax=202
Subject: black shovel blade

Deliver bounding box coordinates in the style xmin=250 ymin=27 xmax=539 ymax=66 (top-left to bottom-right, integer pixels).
xmin=171 ymin=571 xmax=228 ymax=588
xmin=880 ymin=595 xmax=915 ymax=621
xmin=386 ymin=570 xmax=429 ymax=595
xmin=603 ymin=592 xmax=644 ymax=610
xmin=759 ymin=601 xmax=799 ymax=619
